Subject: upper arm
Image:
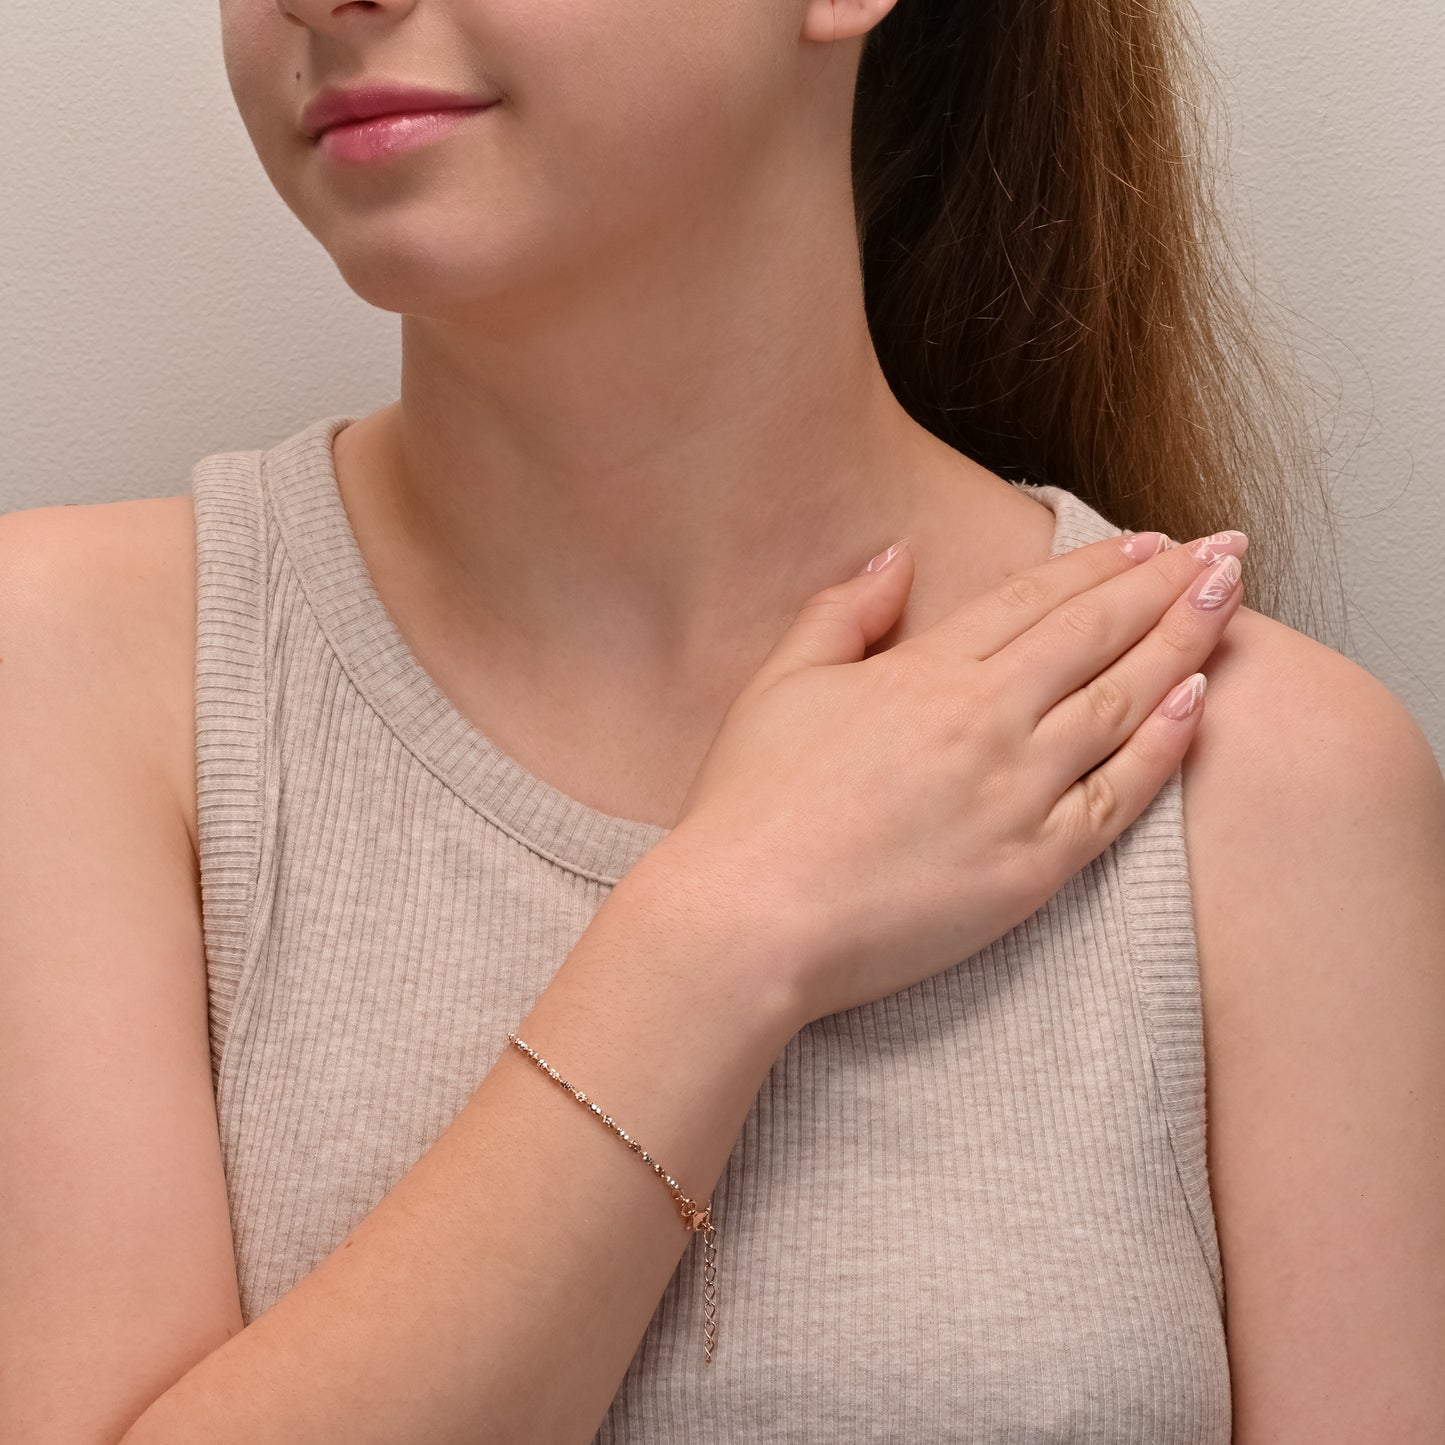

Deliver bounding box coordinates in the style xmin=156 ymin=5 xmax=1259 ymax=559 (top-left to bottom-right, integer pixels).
xmin=1183 ymin=607 xmax=1445 ymax=1442
xmin=0 ymin=504 xmax=243 ymax=1445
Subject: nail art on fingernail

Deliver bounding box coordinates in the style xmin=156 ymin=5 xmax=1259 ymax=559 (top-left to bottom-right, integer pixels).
xmin=860 ymin=538 xmax=909 ymax=574
xmin=1119 ymin=531 xmax=1168 ymax=561
xmin=1186 ymin=530 xmax=1249 ymax=564
xmin=1188 ymin=553 xmax=1243 ymax=609
xmin=1160 ymin=672 xmax=1207 ymax=720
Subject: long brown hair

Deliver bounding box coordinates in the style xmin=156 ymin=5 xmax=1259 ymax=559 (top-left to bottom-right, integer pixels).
xmin=853 ymin=0 xmax=1348 ymax=647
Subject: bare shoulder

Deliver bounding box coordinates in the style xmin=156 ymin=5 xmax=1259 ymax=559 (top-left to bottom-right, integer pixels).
xmin=1179 ymin=604 xmax=1445 ymax=1440
xmin=0 ymin=494 xmax=199 ymax=858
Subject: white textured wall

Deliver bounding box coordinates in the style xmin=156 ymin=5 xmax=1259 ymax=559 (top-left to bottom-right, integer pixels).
xmin=1198 ymin=0 xmax=1444 ymax=759
xmin=1 ymin=0 xmax=1440 ymax=758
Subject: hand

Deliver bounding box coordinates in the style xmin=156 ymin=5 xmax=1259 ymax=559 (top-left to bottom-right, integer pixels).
xmin=664 ymin=525 xmax=1248 ymax=1028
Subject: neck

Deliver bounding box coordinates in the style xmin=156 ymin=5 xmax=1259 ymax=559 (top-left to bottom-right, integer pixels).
xmin=333 ymin=160 xmax=1033 ymax=693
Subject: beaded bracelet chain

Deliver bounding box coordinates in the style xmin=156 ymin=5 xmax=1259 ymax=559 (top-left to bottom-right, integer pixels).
xmin=506 ymin=1032 xmax=719 ymax=1364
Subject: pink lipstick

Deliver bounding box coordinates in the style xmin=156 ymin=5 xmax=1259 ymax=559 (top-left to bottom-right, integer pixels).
xmin=315 ymin=105 xmax=495 ymax=164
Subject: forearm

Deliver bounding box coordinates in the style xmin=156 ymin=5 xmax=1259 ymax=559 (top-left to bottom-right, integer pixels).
xmin=119 ymin=840 xmax=806 ymax=1445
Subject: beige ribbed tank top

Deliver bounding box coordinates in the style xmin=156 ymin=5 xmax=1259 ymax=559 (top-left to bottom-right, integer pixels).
xmin=192 ymin=413 xmax=1231 ymax=1442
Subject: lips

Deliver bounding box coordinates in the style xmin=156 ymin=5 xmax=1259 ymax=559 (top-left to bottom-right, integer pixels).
xmin=301 ymin=83 xmax=498 ymax=140
xmin=315 ymin=108 xmax=493 ymax=164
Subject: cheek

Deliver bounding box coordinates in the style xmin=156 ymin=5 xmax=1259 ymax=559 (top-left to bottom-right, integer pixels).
xmin=220 ymin=5 xmax=305 ymax=184
xmin=500 ymin=0 xmax=788 ymax=223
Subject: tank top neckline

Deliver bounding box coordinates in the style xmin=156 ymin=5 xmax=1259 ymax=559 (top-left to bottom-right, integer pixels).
xmin=262 ymin=411 xmax=1089 ymax=886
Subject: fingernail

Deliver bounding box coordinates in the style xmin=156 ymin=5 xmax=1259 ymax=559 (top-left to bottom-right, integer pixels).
xmin=859 ymin=538 xmax=910 ymax=574
xmin=1118 ymin=531 xmax=1169 ymax=562
xmin=1187 ymin=553 xmax=1242 ymax=609
xmin=1160 ymin=672 xmax=1208 ymax=720
xmin=1186 ymin=530 xmax=1249 ymax=564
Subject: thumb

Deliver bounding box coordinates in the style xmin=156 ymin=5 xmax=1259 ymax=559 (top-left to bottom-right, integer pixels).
xmin=752 ymin=538 xmax=914 ymax=683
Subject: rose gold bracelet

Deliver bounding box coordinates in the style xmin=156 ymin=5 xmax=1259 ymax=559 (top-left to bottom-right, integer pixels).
xmin=506 ymin=1031 xmax=719 ymax=1364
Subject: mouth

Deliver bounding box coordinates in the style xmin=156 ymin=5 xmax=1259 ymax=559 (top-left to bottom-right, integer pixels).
xmin=313 ymin=103 xmax=496 ymax=137
xmin=311 ymin=105 xmax=498 ymax=164
xmin=301 ymin=83 xmax=500 ymax=141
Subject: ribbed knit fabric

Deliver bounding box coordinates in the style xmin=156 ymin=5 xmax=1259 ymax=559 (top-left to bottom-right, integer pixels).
xmin=193 ymin=413 xmax=1231 ymax=1442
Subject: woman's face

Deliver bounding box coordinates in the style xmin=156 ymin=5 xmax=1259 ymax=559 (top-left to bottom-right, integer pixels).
xmin=219 ymin=0 xmax=851 ymax=321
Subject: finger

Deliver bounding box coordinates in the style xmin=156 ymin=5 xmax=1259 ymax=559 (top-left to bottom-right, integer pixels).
xmin=1031 ymin=552 xmax=1245 ymax=799
xmin=988 ymin=530 xmax=1249 ymax=722
xmin=1042 ymin=666 xmax=1210 ymax=871
xmin=898 ymin=530 xmax=1175 ymax=664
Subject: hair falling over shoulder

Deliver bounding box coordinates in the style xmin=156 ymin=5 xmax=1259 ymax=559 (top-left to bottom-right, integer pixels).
xmin=853 ymin=0 xmax=1349 ymax=650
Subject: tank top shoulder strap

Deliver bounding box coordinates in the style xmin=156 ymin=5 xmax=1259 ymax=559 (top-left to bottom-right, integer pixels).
xmin=1015 ymin=480 xmax=1225 ymax=1312
xmin=190 ymin=439 xmax=272 ymax=1087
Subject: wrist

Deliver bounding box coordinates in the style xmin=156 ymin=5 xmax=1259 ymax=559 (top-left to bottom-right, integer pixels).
xmin=610 ymin=831 xmax=816 ymax=1046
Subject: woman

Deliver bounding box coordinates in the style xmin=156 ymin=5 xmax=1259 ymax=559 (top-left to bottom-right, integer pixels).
xmin=2 ymin=0 xmax=1441 ymax=1442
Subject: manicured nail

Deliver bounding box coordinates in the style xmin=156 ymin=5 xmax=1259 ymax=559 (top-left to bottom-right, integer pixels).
xmin=1188 ymin=553 xmax=1242 ymax=609
xmin=1160 ymin=672 xmax=1208 ymax=720
xmin=1186 ymin=530 xmax=1249 ymax=564
xmin=859 ymin=538 xmax=910 ymax=574
xmin=1118 ymin=531 xmax=1169 ymax=562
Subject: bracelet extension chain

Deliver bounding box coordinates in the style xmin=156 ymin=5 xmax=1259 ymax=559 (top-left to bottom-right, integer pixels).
xmin=506 ymin=1031 xmax=720 ymax=1365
